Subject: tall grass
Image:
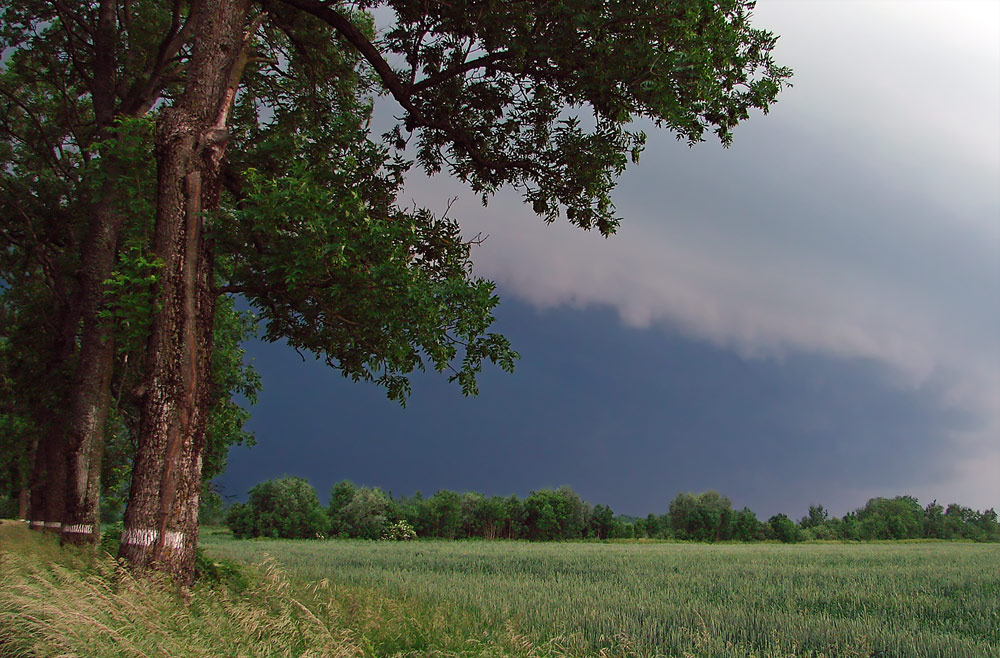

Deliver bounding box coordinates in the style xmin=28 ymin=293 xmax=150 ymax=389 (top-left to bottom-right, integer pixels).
xmin=203 ymin=533 xmax=1000 ymax=658
xmin=0 ymin=522 xmax=575 ymax=657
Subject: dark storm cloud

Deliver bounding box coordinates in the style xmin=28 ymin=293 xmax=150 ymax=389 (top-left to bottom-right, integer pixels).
xmin=220 ymin=300 xmax=978 ymax=519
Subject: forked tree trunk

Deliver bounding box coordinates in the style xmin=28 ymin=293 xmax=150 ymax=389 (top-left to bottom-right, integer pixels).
xmin=120 ymin=0 xmax=252 ymax=583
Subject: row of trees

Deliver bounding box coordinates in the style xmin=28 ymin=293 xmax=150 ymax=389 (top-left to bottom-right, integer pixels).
xmin=224 ymin=478 xmax=1000 ymax=543
xmin=227 ymin=478 xmax=633 ymax=541
xmin=638 ymin=493 xmax=1000 ymax=543
xmin=0 ymin=0 xmax=790 ymax=581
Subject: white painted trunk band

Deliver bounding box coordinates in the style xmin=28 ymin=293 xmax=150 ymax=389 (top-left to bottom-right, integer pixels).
xmin=163 ymin=530 xmax=185 ymax=550
xmin=62 ymin=524 xmax=94 ymax=534
xmin=121 ymin=527 xmax=186 ymax=550
xmin=43 ymin=521 xmax=62 ymax=529
xmin=121 ymin=527 xmax=157 ymax=547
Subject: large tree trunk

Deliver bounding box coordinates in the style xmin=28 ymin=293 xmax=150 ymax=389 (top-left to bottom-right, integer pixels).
xmin=60 ymin=201 xmax=122 ymax=546
xmin=27 ymin=298 xmax=82 ymax=531
xmin=120 ymin=0 xmax=252 ymax=583
xmin=58 ymin=0 xmax=125 ymax=547
xmin=27 ymin=434 xmax=51 ymax=531
xmin=40 ymin=422 xmax=68 ymax=534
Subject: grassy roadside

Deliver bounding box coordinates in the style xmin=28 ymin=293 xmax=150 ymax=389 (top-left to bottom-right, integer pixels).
xmin=0 ymin=521 xmax=575 ymax=658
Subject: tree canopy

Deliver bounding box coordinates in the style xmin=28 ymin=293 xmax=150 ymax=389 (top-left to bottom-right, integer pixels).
xmin=1 ymin=0 xmax=791 ymax=581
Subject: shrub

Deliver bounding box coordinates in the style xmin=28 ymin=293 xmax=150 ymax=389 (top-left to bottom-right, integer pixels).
xmin=0 ymin=495 xmax=17 ymax=519
xmin=382 ymin=520 xmax=417 ymax=541
xmin=811 ymin=523 xmax=841 ymax=541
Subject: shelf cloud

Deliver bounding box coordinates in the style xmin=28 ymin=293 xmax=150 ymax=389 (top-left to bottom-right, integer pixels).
xmin=398 ymin=1 xmax=1000 ymax=508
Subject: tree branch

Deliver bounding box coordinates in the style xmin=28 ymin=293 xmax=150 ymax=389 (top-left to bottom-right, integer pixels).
xmin=119 ymin=1 xmax=195 ymax=116
xmin=50 ymin=1 xmax=95 ymax=90
xmin=277 ymin=0 xmax=412 ymax=108
xmin=212 ymin=10 xmax=269 ymax=132
xmin=277 ymin=0 xmax=537 ymax=176
xmin=410 ymin=51 xmax=515 ymax=94
xmin=92 ymin=0 xmax=118 ymax=127
xmin=0 ymin=87 xmax=73 ymax=177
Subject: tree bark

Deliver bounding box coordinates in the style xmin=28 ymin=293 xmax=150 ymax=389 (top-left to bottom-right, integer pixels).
xmin=27 ymin=435 xmax=49 ymax=530
xmin=27 ymin=298 xmax=82 ymax=531
xmin=120 ymin=0 xmax=252 ymax=583
xmin=17 ymin=486 xmax=29 ymax=521
xmin=61 ymin=201 xmax=122 ymax=546
xmin=60 ymin=1 xmax=125 ymax=547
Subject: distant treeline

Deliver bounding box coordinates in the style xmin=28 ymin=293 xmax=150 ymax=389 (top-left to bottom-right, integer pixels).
xmin=223 ymin=477 xmax=1000 ymax=543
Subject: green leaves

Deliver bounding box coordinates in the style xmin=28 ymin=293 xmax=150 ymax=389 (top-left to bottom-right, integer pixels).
xmin=100 ymin=247 xmax=163 ymax=354
xmin=220 ymin=94 xmax=518 ymax=403
xmin=376 ymin=0 xmax=791 ymax=235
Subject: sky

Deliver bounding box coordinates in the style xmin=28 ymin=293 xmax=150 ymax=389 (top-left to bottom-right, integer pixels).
xmin=218 ymin=1 xmax=1000 ymax=520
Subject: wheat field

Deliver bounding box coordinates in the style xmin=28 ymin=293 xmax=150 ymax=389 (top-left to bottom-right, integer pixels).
xmin=203 ymin=531 xmax=1000 ymax=658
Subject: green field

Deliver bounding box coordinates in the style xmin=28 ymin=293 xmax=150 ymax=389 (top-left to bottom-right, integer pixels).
xmin=202 ymin=531 xmax=1000 ymax=658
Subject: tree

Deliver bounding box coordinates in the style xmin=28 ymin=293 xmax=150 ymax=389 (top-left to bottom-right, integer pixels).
xmin=642 ymin=513 xmax=669 ymax=539
xmin=854 ymin=496 xmax=924 ymax=540
xmin=732 ymin=507 xmax=765 ymax=542
xmin=924 ymin=500 xmax=945 ymax=539
xmin=479 ymin=496 xmax=507 ymax=540
xmin=225 ymin=475 xmax=327 ymax=538
xmin=522 ymin=487 xmax=590 ymax=540
xmin=500 ymin=495 xmax=525 ymax=540
xmin=428 ymin=489 xmax=462 ymax=539
xmin=767 ymin=513 xmax=799 ymax=543
xmin=459 ymin=491 xmax=487 ymax=538
xmin=943 ymin=503 xmax=983 ymax=540
xmin=0 ymin=0 xmax=203 ymax=548
xmin=976 ymin=508 xmax=999 ymax=541
xmin=523 ymin=490 xmax=560 ymax=541
xmin=589 ymin=504 xmax=615 ymax=540
xmin=327 ymin=480 xmax=358 ymax=537
xmin=668 ymin=491 xmax=733 ymax=541
xmin=339 ymin=486 xmax=391 ymax=539
xmin=799 ymin=504 xmax=828 ymax=529
xmin=5 ymin=0 xmax=790 ymax=581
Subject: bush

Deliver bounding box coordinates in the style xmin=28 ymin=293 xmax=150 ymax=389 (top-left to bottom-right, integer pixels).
xmin=382 ymin=520 xmax=417 ymax=541
xmin=225 ymin=476 xmax=327 ymax=539
xmin=225 ymin=502 xmax=255 ymax=539
xmin=99 ymin=522 xmax=123 ymax=555
xmin=811 ymin=523 xmax=841 ymax=541
xmin=0 ymin=495 xmax=18 ymax=519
